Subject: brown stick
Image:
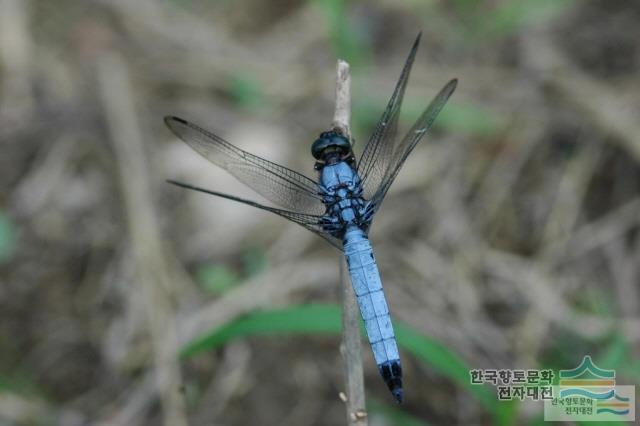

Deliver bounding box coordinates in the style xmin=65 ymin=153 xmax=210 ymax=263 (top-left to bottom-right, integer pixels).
xmin=332 ymin=60 xmax=352 ymax=139
xmin=333 ymin=60 xmax=367 ymax=425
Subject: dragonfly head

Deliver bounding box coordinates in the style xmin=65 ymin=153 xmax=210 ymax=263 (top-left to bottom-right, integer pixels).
xmin=311 ymin=131 xmax=352 ymax=165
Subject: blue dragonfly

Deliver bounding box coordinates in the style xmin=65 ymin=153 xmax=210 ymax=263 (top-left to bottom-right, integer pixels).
xmin=166 ymin=33 xmax=456 ymax=403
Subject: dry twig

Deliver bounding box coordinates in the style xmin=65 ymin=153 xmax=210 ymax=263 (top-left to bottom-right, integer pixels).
xmin=333 ymin=60 xmax=367 ymax=425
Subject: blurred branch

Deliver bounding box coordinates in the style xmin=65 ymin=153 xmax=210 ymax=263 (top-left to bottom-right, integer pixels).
xmin=546 ymin=197 xmax=640 ymax=263
xmin=179 ymin=258 xmax=336 ymax=345
xmin=192 ymin=342 xmax=251 ymax=423
xmin=486 ymin=249 xmax=616 ymax=337
xmin=96 ymin=372 xmax=156 ymax=426
xmin=0 ymin=393 xmax=48 ymax=424
xmin=605 ymin=239 xmax=640 ymax=319
xmin=523 ymin=27 xmax=640 ymax=163
xmin=539 ymin=137 xmax=602 ymax=257
xmin=97 ymin=51 xmax=187 ymax=426
xmin=0 ymin=0 xmax=33 ymax=118
xmin=12 ymin=136 xmax=76 ymax=216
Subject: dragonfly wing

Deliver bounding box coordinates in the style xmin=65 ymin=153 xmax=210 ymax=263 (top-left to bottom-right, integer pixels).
xmin=168 ymin=180 xmax=343 ymax=250
xmin=165 ymin=116 xmax=325 ymax=216
xmin=367 ymin=79 xmax=457 ymax=218
xmin=357 ymin=33 xmax=421 ymax=200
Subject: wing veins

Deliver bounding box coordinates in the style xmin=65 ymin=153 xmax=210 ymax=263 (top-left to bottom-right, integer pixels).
xmin=357 ymin=33 xmax=422 ymax=197
xmin=167 ymin=180 xmax=342 ymax=250
xmin=371 ymin=78 xmax=458 ymax=210
xmin=165 ymin=116 xmax=324 ymax=213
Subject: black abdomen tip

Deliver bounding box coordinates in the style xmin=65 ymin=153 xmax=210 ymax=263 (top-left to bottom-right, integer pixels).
xmin=392 ymin=387 xmax=403 ymax=403
xmin=379 ymin=360 xmax=403 ymax=403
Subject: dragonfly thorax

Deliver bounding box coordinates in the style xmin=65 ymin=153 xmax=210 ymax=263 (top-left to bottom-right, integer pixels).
xmin=318 ymin=160 xmax=367 ymax=234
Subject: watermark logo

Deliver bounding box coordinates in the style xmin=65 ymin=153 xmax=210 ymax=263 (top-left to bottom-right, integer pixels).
xmin=469 ymin=368 xmax=554 ymax=401
xmin=544 ymin=355 xmax=635 ymax=421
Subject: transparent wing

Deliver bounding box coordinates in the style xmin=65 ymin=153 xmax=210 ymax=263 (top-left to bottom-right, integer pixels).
xmin=357 ymin=33 xmax=421 ymax=200
xmin=165 ymin=116 xmax=325 ymax=216
xmin=367 ymin=79 xmax=457 ymax=218
xmin=168 ymin=180 xmax=343 ymax=250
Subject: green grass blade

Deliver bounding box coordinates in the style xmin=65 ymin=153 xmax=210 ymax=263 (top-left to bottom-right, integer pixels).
xmin=0 ymin=210 xmax=16 ymax=264
xmin=180 ymin=304 xmax=342 ymax=358
xmin=481 ymin=0 xmax=575 ymax=40
xmin=394 ymin=323 xmax=514 ymax=424
xmin=181 ymin=303 xmax=512 ymax=423
xmin=316 ymin=0 xmax=363 ymax=66
xmin=196 ymin=263 xmax=240 ymax=295
xmin=227 ymin=73 xmax=265 ymax=111
xmin=353 ymin=97 xmax=503 ymax=138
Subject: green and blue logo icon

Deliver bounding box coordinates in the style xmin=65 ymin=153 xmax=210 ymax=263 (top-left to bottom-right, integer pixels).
xmin=544 ymin=355 xmax=635 ymax=421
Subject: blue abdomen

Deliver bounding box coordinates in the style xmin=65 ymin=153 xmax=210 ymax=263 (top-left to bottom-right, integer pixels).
xmin=343 ymin=226 xmax=403 ymax=402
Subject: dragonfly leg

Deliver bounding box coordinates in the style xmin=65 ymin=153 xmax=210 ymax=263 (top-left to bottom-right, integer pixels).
xmin=319 ymin=215 xmax=342 ymax=236
xmin=359 ymin=202 xmax=375 ymax=226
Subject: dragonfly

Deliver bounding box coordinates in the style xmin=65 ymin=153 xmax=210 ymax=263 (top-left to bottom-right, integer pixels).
xmin=166 ymin=33 xmax=457 ymax=403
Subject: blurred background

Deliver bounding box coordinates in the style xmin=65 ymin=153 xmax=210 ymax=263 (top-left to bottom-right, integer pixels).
xmin=2 ymin=0 xmax=640 ymax=425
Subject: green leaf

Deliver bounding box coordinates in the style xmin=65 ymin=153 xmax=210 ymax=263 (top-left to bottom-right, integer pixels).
xmin=353 ymin=96 xmax=502 ymax=138
xmin=493 ymin=399 xmax=519 ymax=426
xmin=451 ymin=0 xmax=576 ymax=43
xmin=598 ymin=333 xmax=628 ymax=369
xmin=526 ymin=413 xmax=546 ymax=426
xmin=394 ymin=323 xmax=512 ymax=423
xmin=180 ymin=304 xmax=342 ymax=358
xmin=316 ymin=0 xmax=368 ymax=67
xmin=436 ymin=102 xmax=503 ymax=137
xmin=242 ymin=247 xmax=268 ymax=277
xmin=576 ymin=421 xmax=626 ymax=426
xmin=480 ymin=0 xmax=575 ymax=40
xmin=574 ymin=287 xmax=615 ymax=317
xmin=619 ymin=358 xmax=640 ymax=384
xmin=181 ymin=304 xmax=512 ymax=423
xmin=0 ymin=371 xmax=42 ymax=397
xmin=228 ymin=73 xmax=265 ymax=110
xmin=0 ymin=210 xmax=16 ymax=264
xmin=196 ymin=264 xmax=240 ymax=295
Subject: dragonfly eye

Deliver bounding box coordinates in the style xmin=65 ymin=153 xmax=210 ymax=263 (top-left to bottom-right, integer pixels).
xmin=311 ymin=131 xmax=352 ymax=160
